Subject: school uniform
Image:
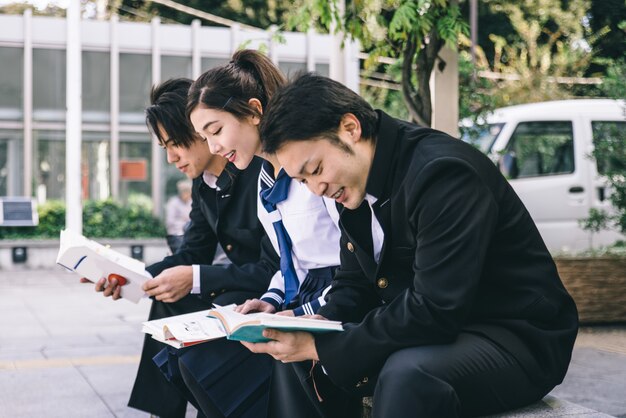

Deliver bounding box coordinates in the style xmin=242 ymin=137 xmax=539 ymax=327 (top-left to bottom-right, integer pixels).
xmin=273 ymin=111 xmax=579 ymax=418
xmin=169 ymin=161 xmax=342 ymax=418
xmin=128 ymin=157 xmax=279 ymax=418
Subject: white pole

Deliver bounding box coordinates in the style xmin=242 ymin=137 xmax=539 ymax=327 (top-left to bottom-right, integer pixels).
xmin=23 ymin=8 xmax=33 ymax=198
xmin=151 ymin=17 xmax=163 ymax=218
xmin=191 ymin=19 xmax=201 ymax=78
xmin=110 ymin=14 xmax=120 ymax=200
xmin=66 ymin=0 xmax=82 ymax=233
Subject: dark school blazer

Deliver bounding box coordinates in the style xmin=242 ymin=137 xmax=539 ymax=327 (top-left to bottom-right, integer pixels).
xmin=316 ymin=111 xmax=578 ymax=394
xmin=146 ymin=156 xmax=279 ymax=300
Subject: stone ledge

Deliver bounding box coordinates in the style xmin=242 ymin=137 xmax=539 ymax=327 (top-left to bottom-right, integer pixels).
xmin=362 ymin=395 xmax=612 ymax=417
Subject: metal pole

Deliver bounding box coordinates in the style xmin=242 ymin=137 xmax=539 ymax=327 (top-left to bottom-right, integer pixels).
xmin=66 ymin=0 xmax=83 ymax=233
xmin=151 ymin=17 xmax=163 ymax=218
xmin=23 ymin=8 xmax=33 ymax=198
xmin=110 ymin=14 xmax=120 ymax=200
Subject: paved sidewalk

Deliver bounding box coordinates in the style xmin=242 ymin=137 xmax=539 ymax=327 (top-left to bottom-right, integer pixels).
xmin=0 ymin=267 xmax=625 ymax=417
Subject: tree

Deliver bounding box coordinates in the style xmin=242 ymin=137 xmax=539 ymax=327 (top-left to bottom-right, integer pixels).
xmin=287 ymin=0 xmax=468 ymax=127
xmin=110 ymin=0 xmax=291 ymax=27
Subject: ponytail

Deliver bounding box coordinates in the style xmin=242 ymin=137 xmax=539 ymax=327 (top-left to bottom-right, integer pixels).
xmin=186 ymin=49 xmax=286 ymax=121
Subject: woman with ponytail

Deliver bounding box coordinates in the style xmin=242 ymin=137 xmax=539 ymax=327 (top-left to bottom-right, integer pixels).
xmin=158 ymin=50 xmax=360 ymax=418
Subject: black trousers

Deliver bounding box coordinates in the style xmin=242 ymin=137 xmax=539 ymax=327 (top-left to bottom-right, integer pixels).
xmin=128 ymin=295 xmax=210 ymax=418
xmin=273 ymin=331 xmax=550 ymax=418
xmin=128 ymin=291 xmax=259 ymax=417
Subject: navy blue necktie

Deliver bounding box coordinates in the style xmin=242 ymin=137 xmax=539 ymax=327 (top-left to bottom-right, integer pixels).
xmin=259 ymin=161 xmax=299 ymax=306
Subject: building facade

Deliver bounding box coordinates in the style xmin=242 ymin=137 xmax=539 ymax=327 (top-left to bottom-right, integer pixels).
xmin=0 ymin=11 xmax=359 ymax=218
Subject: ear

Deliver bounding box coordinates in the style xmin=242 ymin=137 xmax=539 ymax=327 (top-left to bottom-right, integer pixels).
xmin=248 ymin=98 xmax=263 ymax=125
xmin=339 ymin=113 xmax=362 ymax=144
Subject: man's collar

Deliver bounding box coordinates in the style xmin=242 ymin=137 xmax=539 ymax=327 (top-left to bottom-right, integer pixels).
xmin=202 ymin=162 xmax=237 ymax=191
xmin=364 ymin=110 xmax=399 ymax=200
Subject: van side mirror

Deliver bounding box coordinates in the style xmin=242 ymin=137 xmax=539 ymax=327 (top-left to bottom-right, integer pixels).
xmin=498 ymin=152 xmax=519 ymax=179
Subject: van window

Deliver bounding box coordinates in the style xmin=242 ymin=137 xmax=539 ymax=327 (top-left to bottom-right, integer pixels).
xmin=461 ymin=123 xmax=504 ymax=153
xmin=591 ymin=121 xmax=626 ymax=175
xmin=503 ymin=121 xmax=574 ymax=179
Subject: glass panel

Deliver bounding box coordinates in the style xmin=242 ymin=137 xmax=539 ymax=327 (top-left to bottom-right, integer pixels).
xmin=119 ymin=53 xmax=151 ymax=124
xmin=119 ymin=133 xmax=152 ymax=207
xmin=315 ymin=63 xmax=330 ymax=77
xmin=0 ymin=131 xmax=23 ymax=196
xmin=504 ymin=121 xmax=574 ymax=179
xmin=0 ymin=47 xmax=23 ymax=120
xmin=162 ymin=55 xmax=192 ymax=81
xmin=279 ymin=61 xmax=306 ymax=77
xmin=592 ymin=121 xmax=626 ymax=175
xmin=461 ymin=123 xmax=504 ymax=154
xmin=201 ymin=57 xmax=229 ymax=72
xmin=0 ymin=141 xmax=6 ymax=195
xmin=34 ymin=130 xmax=66 ymax=201
xmin=82 ymin=51 xmax=111 ymax=123
xmin=82 ymin=132 xmax=111 ymax=201
xmin=33 ymin=49 xmax=66 ymax=121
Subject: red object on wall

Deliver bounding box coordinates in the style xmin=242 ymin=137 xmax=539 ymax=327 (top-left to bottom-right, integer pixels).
xmin=120 ymin=160 xmax=147 ymax=181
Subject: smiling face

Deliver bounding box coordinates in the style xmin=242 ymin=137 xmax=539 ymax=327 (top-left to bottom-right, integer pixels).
xmin=189 ymin=105 xmax=261 ymax=170
xmin=275 ymin=114 xmax=375 ymax=209
xmin=158 ymin=123 xmax=217 ymax=179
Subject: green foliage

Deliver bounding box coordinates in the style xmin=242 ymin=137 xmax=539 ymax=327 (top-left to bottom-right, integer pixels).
xmin=285 ymin=0 xmax=468 ymax=126
xmin=0 ymin=199 xmax=165 ymax=239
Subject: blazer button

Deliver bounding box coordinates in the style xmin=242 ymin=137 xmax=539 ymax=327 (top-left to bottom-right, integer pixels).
xmin=346 ymin=242 xmax=355 ymax=253
xmin=209 ymin=292 xmax=216 ymax=297
xmin=377 ymin=277 xmax=388 ymax=289
xmin=225 ymin=244 xmax=233 ymax=252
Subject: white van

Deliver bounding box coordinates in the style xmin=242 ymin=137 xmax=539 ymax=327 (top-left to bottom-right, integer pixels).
xmin=464 ymin=99 xmax=626 ymax=253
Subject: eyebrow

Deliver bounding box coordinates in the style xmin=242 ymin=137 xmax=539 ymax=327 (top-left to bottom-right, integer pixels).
xmin=201 ymin=120 xmax=219 ymax=131
xmin=297 ymin=157 xmax=312 ymax=176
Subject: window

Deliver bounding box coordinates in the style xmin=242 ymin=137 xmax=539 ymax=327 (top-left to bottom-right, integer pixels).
xmin=33 ymin=49 xmax=66 ymax=122
xmin=119 ymin=133 xmax=152 ymax=205
xmin=162 ymin=55 xmax=192 ymax=81
xmin=82 ymin=132 xmax=111 ymax=201
xmin=503 ymin=121 xmax=575 ymax=179
xmin=0 ymin=47 xmax=23 ymax=120
xmin=82 ymin=51 xmax=111 ymax=123
xmin=120 ymin=53 xmax=151 ymax=124
xmin=279 ymin=61 xmax=306 ymax=77
xmin=34 ymin=130 xmax=66 ymax=201
xmin=0 ymin=131 xmax=23 ymax=196
xmin=201 ymin=57 xmax=229 ymax=72
xmin=592 ymin=121 xmax=626 ymax=175
xmin=461 ymin=123 xmax=504 ymax=154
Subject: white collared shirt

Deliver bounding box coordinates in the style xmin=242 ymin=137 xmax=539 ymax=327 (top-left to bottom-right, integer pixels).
xmin=257 ymin=173 xmax=341 ymax=310
xmin=365 ymin=194 xmax=385 ymax=263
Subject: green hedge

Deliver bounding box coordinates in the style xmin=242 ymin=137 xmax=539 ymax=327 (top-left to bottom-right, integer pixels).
xmin=0 ymin=199 xmax=165 ymax=239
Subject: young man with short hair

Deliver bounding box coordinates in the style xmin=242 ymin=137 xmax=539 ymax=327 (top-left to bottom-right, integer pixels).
xmin=245 ymin=73 xmax=579 ymax=418
xmin=90 ymin=78 xmax=279 ymax=418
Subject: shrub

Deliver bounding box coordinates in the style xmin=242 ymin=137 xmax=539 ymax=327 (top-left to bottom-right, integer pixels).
xmin=0 ymin=199 xmax=165 ymax=239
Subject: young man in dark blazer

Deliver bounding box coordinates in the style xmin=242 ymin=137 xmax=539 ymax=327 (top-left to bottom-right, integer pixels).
xmin=89 ymin=78 xmax=279 ymax=418
xmin=245 ymin=73 xmax=579 ymax=418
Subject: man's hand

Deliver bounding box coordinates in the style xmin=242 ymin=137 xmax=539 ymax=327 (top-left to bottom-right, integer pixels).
xmin=142 ymin=265 xmax=192 ymax=303
xmin=87 ymin=276 xmax=123 ymax=300
xmin=236 ymin=299 xmax=277 ymax=314
xmin=241 ymin=330 xmax=319 ymax=363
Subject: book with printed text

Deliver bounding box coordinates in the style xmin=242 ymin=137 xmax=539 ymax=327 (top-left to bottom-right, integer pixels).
xmin=142 ymin=305 xmax=344 ymax=348
xmin=56 ymin=229 xmax=151 ymax=303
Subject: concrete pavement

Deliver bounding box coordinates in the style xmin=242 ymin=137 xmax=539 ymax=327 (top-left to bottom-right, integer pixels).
xmin=0 ymin=267 xmax=625 ymax=417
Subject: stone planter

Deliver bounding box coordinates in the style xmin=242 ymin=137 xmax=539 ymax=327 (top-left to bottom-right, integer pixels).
xmin=0 ymin=238 xmax=169 ymax=271
xmin=554 ymin=256 xmax=626 ymax=324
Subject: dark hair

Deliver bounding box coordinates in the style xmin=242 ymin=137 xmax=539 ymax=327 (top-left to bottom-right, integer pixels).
xmin=186 ymin=49 xmax=286 ymax=121
xmin=146 ymin=78 xmax=196 ymax=149
xmin=260 ymin=73 xmax=378 ymax=154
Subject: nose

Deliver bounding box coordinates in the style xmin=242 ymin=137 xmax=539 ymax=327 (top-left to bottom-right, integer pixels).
xmin=207 ymin=138 xmax=222 ymax=155
xmin=166 ymin=147 xmax=178 ymax=164
xmin=306 ymin=179 xmax=327 ymax=197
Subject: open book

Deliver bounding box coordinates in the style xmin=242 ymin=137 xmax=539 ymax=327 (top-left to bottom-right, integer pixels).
xmin=143 ymin=305 xmax=343 ymax=348
xmin=56 ymin=229 xmax=152 ymax=303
